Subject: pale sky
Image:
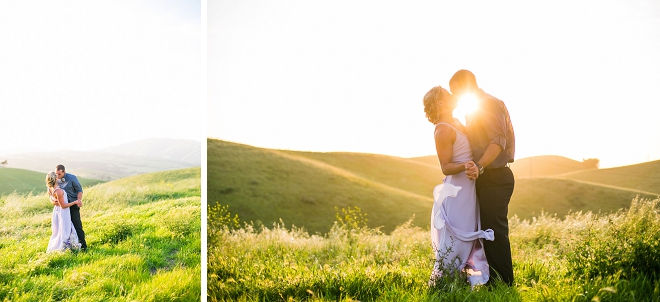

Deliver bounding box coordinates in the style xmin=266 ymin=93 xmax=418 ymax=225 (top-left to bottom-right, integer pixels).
xmin=0 ymin=0 xmax=201 ymax=153
xmin=209 ymin=0 xmax=660 ymax=169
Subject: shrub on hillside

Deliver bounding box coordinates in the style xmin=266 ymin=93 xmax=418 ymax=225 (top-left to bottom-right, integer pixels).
xmin=96 ymin=223 xmax=133 ymax=245
xmin=208 ymin=204 xmax=240 ymax=231
xmin=162 ymin=207 xmax=198 ymax=238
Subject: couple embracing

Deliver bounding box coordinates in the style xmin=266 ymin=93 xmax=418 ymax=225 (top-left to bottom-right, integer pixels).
xmin=46 ymin=165 xmax=88 ymax=253
xmin=424 ymin=70 xmax=515 ymax=287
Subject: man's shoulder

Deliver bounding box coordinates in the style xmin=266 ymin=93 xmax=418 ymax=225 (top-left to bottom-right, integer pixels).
xmin=480 ymin=91 xmax=503 ymax=104
xmin=479 ymin=91 xmax=509 ymax=113
xmin=66 ymin=173 xmax=79 ymax=180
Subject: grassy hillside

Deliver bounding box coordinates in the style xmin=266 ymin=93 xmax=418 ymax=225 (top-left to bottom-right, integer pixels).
xmin=409 ymin=154 xmax=594 ymax=178
xmin=209 ymin=198 xmax=660 ymax=301
xmin=279 ymin=151 xmax=445 ymax=198
xmin=510 ymin=178 xmax=657 ymax=220
xmin=209 ymin=139 xmax=432 ymax=234
xmin=509 ymin=155 xmax=595 ymax=178
xmin=563 ymin=160 xmax=660 ymax=195
xmin=0 ymin=167 xmax=105 ymax=196
xmin=0 ymin=167 xmax=200 ymax=301
xmin=209 ymin=139 xmax=654 ymax=233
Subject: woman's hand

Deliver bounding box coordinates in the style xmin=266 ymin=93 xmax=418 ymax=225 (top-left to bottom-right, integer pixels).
xmin=465 ymin=161 xmax=479 ymax=180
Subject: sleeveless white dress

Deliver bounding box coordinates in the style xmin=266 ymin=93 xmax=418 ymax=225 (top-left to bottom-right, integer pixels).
xmin=430 ymin=122 xmax=494 ymax=287
xmin=47 ymin=188 xmax=82 ymax=252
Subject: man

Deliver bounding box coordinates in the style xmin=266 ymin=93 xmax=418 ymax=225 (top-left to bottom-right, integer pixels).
xmin=52 ymin=164 xmax=87 ymax=251
xmin=450 ymin=69 xmax=515 ymax=286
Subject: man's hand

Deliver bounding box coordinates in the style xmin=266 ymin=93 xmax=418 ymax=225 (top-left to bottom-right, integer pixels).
xmin=75 ymin=199 xmax=83 ymax=208
xmin=465 ymin=161 xmax=479 ymax=180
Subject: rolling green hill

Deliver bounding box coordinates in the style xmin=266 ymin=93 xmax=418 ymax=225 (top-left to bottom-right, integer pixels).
xmin=510 ymin=178 xmax=657 ymax=220
xmin=409 ymin=154 xmax=595 ymax=178
xmin=279 ymin=151 xmax=445 ymax=198
xmin=209 ymin=139 xmax=655 ymax=233
xmin=0 ymin=167 xmax=105 ymax=196
xmin=509 ymin=155 xmax=596 ymax=178
xmin=562 ymin=160 xmax=660 ymax=195
xmin=209 ymin=139 xmax=432 ymax=234
xmin=0 ymin=167 xmax=200 ymax=301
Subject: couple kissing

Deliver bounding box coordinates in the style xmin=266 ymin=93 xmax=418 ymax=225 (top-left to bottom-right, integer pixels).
xmin=424 ymin=70 xmax=515 ymax=287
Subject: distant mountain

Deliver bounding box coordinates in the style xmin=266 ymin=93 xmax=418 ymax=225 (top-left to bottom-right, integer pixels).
xmin=0 ymin=167 xmax=105 ymax=196
xmin=509 ymin=155 xmax=596 ymax=178
xmin=0 ymin=139 xmax=200 ymax=181
xmin=96 ymin=138 xmax=201 ymax=165
xmin=409 ymin=154 xmax=595 ymax=178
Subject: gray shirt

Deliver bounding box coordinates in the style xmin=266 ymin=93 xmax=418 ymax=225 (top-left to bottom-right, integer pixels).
xmin=58 ymin=172 xmax=83 ymax=205
xmin=465 ymin=90 xmax=515 ymax=168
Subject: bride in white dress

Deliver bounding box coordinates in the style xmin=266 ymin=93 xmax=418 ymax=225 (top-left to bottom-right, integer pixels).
xmin=45 ymin=171 xmax=82 ymax=252
xmin=423 ymin=86 xmax=494 ymax=287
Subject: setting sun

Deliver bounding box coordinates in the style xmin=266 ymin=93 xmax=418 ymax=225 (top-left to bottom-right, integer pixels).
xmin=454 ymin=93 xmax=479 ymax=124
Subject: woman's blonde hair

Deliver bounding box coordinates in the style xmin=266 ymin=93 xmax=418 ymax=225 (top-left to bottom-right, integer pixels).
xmin=45 ymin=171 xmax=57 ymax=188
xmin=423 ymin=86 xmax=448 ymax=124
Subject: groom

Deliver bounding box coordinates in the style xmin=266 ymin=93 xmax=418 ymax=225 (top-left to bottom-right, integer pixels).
xmin=52 ymin=164 xmax=88 ymax=251
xmin=450 ymin=70 xmax=516 ymax=286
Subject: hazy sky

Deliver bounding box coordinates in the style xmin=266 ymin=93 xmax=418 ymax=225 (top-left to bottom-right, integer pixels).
xmin=0 ymin=0 xmax=201 ymax=153
xmin=209 ymin=0 xmax=660 ymax=168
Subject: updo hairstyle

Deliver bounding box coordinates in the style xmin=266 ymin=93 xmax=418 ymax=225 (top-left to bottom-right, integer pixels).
xmin=45 ymin=171 xmax=58 ymax=188
xmin=423 ymin=86 xmax=448 ymax=124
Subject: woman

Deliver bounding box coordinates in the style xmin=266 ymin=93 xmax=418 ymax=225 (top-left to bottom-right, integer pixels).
xmin=46 ymin=171 xmax=82 ymax=252
xmin=423 ymin=86 xmax=493 ymax=287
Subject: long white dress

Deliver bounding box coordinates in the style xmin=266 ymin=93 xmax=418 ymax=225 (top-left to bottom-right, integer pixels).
xmin=430 ymin=122 xmax=494 ymax=287
xmin=47 ymin=188 xmax=81 ymax=252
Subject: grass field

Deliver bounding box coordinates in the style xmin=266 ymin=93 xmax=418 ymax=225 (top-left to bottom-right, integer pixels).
xmin=209 ymin=139 xmax=656 ymax=233
xmin=209 ymin=197 xmax=660 ymax=301
xmin=0 ymin=167 xmax=201 ymax=301
xmin=208 ymin=139 xmax=432 ymax=234
xmin=510 ymin=178 xmax=658 ymax=220
xmin=0 ymin=167 xmax=106 ymax=196
xmin=563 ymin=160 xmax=660 ymax=195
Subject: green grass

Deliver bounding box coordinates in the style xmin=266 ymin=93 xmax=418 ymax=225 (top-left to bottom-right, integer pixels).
xmin=510 ymin=178 xmax=658 ymax=221
xmin=0 ymin=167 xmax=200 ymax=301
xmin=280 ymin=151 xmax=445 ymax=198
xmin=208 ymin=139 xmax=431 ymax=234
xmin=563 ymin=160 xmax=660 ymax=195
xmin=208 ymin=139 xmax=656 ymax=233
xmin=0 ymin=167 xmax=105 ymax=196
xmin=209 ymin=197 xmax=660 ymax=301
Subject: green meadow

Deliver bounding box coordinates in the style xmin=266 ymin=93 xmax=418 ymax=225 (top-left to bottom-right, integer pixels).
xmin=209 ymin=198 xmax=660 ymax=301
xmin=563 ymin=160 xmax=660 ymax=195
xmin=208 ymin=139 xmax=659 ymax=233
xmin=0 ymin=167 xmax=105 ymax=196
xmin=0 ymin=167 xmax=201 ymax=301
xmin=209 ymin=138 xmax=660 ymax=300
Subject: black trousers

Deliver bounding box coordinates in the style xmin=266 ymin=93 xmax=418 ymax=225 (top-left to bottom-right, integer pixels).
xmin=70 ymin=205 xmax=87 ymax=249
xmin=476 ymin=166 xmax=515 ymax=286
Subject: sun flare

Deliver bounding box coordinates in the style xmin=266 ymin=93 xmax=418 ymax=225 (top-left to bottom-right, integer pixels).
xmin=454 ymin=93 xmax=479 ymax=124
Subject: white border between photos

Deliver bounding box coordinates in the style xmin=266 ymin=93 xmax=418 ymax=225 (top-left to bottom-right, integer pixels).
xmin=200 ymin=0 xmax=208 ymax=300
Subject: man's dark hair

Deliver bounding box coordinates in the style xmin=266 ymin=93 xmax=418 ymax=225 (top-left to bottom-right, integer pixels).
xmin=449 ymin=69 xmax=478 ymax=88
xmin=56 ymin=164 xmax=65 ymax=172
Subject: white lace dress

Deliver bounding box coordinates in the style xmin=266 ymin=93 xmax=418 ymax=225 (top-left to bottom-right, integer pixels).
xmin=430 ymin=122 xmax=494 ymax=287
xmin=47 ymin=188 xmax=82 ymax=252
